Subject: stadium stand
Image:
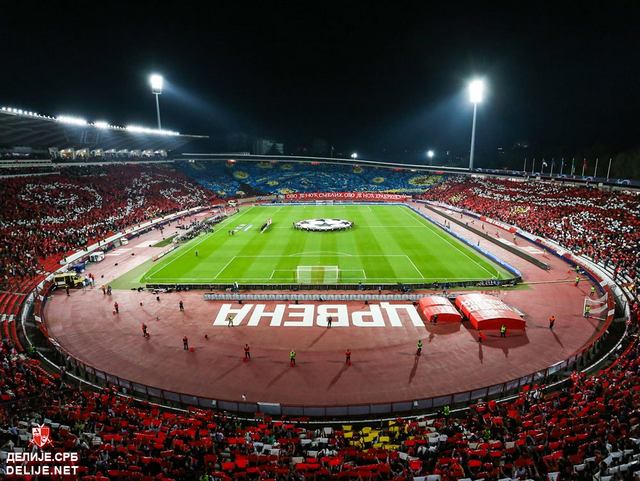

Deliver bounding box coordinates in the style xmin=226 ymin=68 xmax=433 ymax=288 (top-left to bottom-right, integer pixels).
xmin=2 ymin=323 xmax=640 ymax=480
xmin=2 ymin=164 xmax=640 ymax=480
xmin=176 ymin=160 xmax=444 ymax=196
xmin=420 ymin=176 xmax=640 ymax=284
xmin=0 ymin=165 xmax=215 ymax=291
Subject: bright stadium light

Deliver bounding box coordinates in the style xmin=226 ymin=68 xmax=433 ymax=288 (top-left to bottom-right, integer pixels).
xmin=351 ymin=152 xmax=358 ymax=159
xmin=149 ymin=74 xmax=164 ymax=94
xmin=467 ymin=78 xmax=486 ymax=171
xmin=468 ymin=79 xmax=485 ymax=104
xmin=57 ymin=115 xmax=88 ymax=126
xmin=149 ymin=73 xmax=164 ymax=129
xmin=94 ymin=121 xmax=110 ymax=129
xmin=126 ymin=124 xmax=179 ymax=136
xmin=427 ymin=150 xmax=435 ymax=159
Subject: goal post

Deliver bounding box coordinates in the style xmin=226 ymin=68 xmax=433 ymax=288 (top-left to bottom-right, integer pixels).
xmin=296 ymin=265 xmax=339 ymax=284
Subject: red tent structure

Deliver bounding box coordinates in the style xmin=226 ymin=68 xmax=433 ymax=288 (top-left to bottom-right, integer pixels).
xmin=455 ymin=294 xmax=526 ymax=330
xmin=418 ymin=296 xmax=462 ymax=323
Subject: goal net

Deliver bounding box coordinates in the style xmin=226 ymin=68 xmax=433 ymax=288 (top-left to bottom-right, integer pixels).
xmin=296 ymin=266 xmax=339 ymax=284
xmin=583 ymin=292 xmax=609 ymax=320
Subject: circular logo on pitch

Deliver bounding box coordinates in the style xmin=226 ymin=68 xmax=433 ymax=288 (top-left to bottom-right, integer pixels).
xmin=294 ymin=218 xmax=353 ymax=231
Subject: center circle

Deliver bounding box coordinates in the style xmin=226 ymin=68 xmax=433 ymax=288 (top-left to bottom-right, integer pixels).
xmin=294 ymin=218 xmax=353 ymax=232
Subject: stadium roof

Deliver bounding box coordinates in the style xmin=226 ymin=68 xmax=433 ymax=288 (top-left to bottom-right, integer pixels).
xmin=0 ymin=107 xmax=207 ymax=151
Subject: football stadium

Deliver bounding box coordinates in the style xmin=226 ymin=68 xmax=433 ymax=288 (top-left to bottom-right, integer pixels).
xmin=1 ymin=4 xmax=640 ymax=481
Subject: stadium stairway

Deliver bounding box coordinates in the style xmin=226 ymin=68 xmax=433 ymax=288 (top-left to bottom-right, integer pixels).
xmin=1 ymin=275 xmax=44 ymax=352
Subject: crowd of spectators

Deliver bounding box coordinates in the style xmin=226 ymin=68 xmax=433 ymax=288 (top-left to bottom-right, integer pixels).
xmin=176 ymin=160 xmax=444 ymax=197
xmin=0 ymin=165 xmax=214 ymax=290
xmin=420 ymin=177 xmax=640 ymax=282
xmin=2 ymin=330 xmax=640 ymax=480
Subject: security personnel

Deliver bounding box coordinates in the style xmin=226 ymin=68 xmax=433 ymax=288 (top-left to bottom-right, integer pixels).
xmin=416 ymin=339 xmax=423 ymax=356
xmin=584 ymin=305 xmax=591 ymax=318
xmin=575 ymin=276 xmax=581 ymax=286
xmin=500 ymin=324 xmax=507 ymax=338
xmin=590 ymin=286 xmax=596 ymax=297
xmin=289 ymin=349 xmax=296 ymax=367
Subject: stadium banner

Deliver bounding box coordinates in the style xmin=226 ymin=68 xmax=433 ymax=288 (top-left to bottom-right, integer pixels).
xmin=284 ymin=192 xmax=410 ymax=201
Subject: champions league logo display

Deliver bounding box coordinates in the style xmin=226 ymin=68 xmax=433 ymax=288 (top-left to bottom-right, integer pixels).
xmin=294 ymin=218 xmax=353 ymax=232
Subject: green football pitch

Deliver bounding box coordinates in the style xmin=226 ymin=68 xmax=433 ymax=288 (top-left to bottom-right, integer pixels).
xmin=140 ymin=204 xmax=512 ymax=285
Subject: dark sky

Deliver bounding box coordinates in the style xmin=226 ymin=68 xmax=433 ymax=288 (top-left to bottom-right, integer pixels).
xmin=1 ymin=1 xmax=639 ymax=163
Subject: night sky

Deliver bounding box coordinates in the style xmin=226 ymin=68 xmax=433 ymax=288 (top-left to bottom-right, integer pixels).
xmin=1 ymin=2 xmax=639 ymax=164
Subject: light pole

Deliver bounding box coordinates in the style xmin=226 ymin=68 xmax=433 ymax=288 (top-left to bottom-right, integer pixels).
xmin=427 ymin=150 xmax=434 ymax=164
xmin=350 ymin=152 xmax=358 ymax=159
xmin=149 ymin=74 xmax=164 ymax=129
xmin=468 ymin=79 xmax=485 ymax=171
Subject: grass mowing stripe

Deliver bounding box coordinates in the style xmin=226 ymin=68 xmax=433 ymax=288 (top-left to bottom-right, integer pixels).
xmin=400 ymin=206 xmax=498 ymax=279
xmin=145 ymin=206 xmax=256 ymax=281
xmin=139 ymin=204 xmax=511 ymax=285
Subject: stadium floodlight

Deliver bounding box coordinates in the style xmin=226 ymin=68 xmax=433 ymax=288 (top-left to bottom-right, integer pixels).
xmin=149 ymin=74 xmax=164 ymax=94
xmin=149 ymin=73 xmax=164 ymax=129
xmin=467 ymin=78 xmax=486 ymax=171
xmin=351 ymin=152 xmax=358 ymax=159
xmin=126 ymin=124 xmax=179 ymax=136
xmin=57 ymin=115 xmax=88 ymax=126
xmin=468 ymin=79 xmax=485 ymax=104
xmin=427 ymin=150 xmax=435 ymax=159
xmin=94 ymin=121 xmax=110 ymax=129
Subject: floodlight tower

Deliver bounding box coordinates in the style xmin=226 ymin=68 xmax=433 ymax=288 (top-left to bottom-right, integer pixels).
xmin=468 ymin=78 xmax=485 ymax=171
xmin=149 ymin=74 xmax=164 ymax=129
xmin=427 ymin=150 xmax=435 ymax=159
xmin=351 ymin=152 xmax=358 ymax=159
